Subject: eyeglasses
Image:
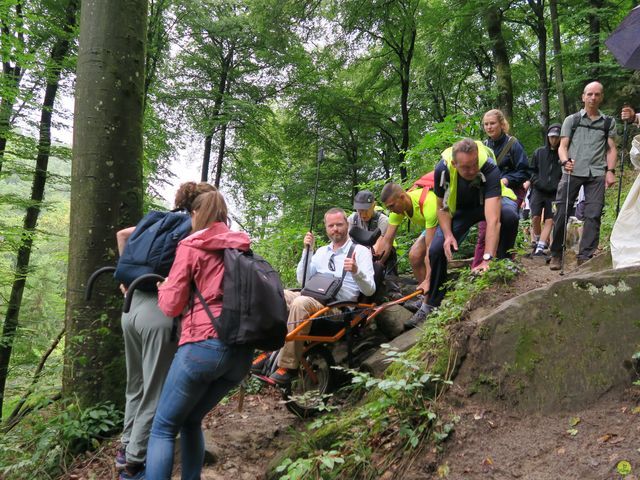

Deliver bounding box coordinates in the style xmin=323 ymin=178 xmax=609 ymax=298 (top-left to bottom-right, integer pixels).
xmin=328 ymin=253 xmax=336 ymax=271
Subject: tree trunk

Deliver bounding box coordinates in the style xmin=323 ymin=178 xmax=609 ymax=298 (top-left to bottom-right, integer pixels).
xmin=528 ymin=0 xmax=550 ymax=128
xmin=397 ymin=27 xmax=415 ymax=183
xmin=144 ymin=0 xmax=172 ymax=108
xmin=588 ymin=0 xmax=602 ymax=79
xmin=0 ymin=84 xmax=20 ymax=174
xmin=202 ymin=48 xmax=232 ymax=183
xmin=0 ymin=1 xmax=26 ymax=174
xmin=549 ymin=0 xmax=568 ymax=119
xmin=213 ymin=123 xmax=227 ymax=188
xmin=485 ymin=6 xmax=514 ymax=122
xmin=0 ymin=0 xmax=78 ymax=418
xmin=201 ymin=133 xmax=212 ymax=182
xmin=63 ymin=0 xmax=147 ymax=408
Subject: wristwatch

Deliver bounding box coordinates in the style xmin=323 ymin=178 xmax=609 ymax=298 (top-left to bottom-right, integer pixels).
xmin=606 ymin=167 xmax=616 ymax=174
xmin=482 ymin=253 xmax=494 ymax=262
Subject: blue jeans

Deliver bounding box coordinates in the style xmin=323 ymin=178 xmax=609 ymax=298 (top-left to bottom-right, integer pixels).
xmin=145 ymin=339 xmax=253 ymax=480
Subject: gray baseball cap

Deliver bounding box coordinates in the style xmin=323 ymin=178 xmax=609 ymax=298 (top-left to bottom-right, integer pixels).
xmin=353 ymin=190 xmax=375 ymax=209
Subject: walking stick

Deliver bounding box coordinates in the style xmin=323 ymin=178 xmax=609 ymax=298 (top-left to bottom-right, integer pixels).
xmin=301 ymin=147 xmax=324 ymax=288
xmin=616 ymin=120 xmax=630 ymax=217
xmin=560 ymin=171 xmax=571 ymax=276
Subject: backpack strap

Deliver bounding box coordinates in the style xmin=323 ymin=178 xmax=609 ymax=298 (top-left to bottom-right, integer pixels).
xmin=569 ymin=112 xmax=582 ymax=143
xmin=569 ymin=112 xmax=612 ymax=147
xmin=369 ymin=211 xmax=380 ymax=232
xmin=496 ymin=136 xmax=517 ymax=165
xmin=418 ymin=187 xmax=430 ymax=216
xmin=341 ymin=244 xmax=356 ymax=280
xmin=603 ymin=116 xmax=612 ymax=145
xmin=193 ymin=282 xmax=218 ymax=328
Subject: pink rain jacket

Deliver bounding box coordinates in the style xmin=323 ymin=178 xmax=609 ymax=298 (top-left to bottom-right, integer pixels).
xmin=158 ymin=222 xmax=250 ymax=346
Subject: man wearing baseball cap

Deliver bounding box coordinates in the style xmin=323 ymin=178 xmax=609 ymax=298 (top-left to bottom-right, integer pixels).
xmin=348 ymin=190 xmax=395 ymax=274
xmin=529 ymin=123 xmax=563 ymax=258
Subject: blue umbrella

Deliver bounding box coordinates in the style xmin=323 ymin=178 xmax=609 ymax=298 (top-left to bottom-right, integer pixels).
xmin=606 ymin=6 xmax=640 ymax=69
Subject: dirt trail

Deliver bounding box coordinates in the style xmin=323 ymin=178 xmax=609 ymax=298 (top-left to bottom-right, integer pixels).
xmin=404 ymin=254 xmax=640 ymax=480
xmin=195 ymin=388 xmax=299 ymax=480
xmin=70 ymin=253 xmax=637 ymax=480
xmin=409 ymin=389 xmax=640 ymax=480
xmin=68 ymin=388 xmax=297 ymax=480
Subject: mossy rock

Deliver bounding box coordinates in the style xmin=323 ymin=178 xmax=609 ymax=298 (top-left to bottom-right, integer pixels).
xmin=456 ymin=265 xmax=640 ymax=412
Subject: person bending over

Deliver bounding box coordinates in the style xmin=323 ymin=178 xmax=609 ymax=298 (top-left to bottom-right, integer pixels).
xmin=428 ymin=138 xmax=520 ymax=307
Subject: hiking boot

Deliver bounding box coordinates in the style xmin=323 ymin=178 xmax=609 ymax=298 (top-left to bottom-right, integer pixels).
xmin=404 ymin=296 xmax=424 ymax=313
xmin=115 ymin=446 xmax=127 ymax=470
xmin=250 ymin=352 xmax=270 ymax=374
xmin=119 ymin=463 xmax=145 ymax=480
xmin=404 ymin=305 xmax=433 ymax=330
xmin=532 ymin=250 xmax=547 ymax=262
xmin=269 ymin=367 xmax=298 ymax=385
xmin=404 ymin=310 xmax=427 ymax=329
xmin=549 ymin=256 xmax=562 ymax=271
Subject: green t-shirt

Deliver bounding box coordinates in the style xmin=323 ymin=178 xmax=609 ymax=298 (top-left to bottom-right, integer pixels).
xmin=388 ymin=189 xmax=438 ymax=230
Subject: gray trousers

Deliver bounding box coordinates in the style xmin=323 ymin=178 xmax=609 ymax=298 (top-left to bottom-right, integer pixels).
xmin=550 ymin=174 xmax=605 ymax=260
xmin=120 ymin=290 xmax=177 ymax=465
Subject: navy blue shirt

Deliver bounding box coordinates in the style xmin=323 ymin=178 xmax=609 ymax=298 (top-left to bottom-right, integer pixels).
xmin=485 ymin=134 xmax=530 ymax=189
xmin=433 ymin=159 xmax=501 ymax=211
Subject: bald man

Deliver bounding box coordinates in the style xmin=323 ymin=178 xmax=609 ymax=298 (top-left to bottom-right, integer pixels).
xmin=550 ymin=81 xmax=617 ymax=270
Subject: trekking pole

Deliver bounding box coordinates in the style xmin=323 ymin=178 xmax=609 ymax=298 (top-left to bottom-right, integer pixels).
xmin=616 ymin=119 xmax=630 ymax=217
xmin=560 ymin=172 xmax=571 ymax=276
xmin=301 ymin=147 xmax=324 ymax=288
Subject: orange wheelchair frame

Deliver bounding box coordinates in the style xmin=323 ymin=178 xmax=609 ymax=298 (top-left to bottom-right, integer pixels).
xmin=256 ymin=290 xmax=422 ymax=417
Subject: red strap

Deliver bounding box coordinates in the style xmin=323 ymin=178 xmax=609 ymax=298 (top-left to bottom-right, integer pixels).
xmin=418 ymin=187 xmax=429 ymax=216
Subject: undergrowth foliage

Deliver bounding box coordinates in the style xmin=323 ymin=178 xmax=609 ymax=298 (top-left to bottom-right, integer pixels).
xmin=274 ymin=260 xmax=522 ymax=479
xmin=0 ymin=400 xmax=122 ymax=479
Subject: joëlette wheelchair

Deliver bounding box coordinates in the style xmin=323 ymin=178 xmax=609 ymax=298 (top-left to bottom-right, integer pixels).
xmin=252 ymin=227 xmax=422 ymax=418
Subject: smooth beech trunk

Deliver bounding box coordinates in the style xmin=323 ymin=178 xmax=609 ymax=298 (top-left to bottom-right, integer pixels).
xmin=549 ymin=0 xmax=568 ymax=119
xmin=486 ymin=6 xmax=514 ymax=122
xmin=63 ymin=0 xmax=147 ymax=407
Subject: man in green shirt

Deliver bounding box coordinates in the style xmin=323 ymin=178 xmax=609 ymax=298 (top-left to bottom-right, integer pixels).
xmin=378 ymin=182 xmax=439 ymax=327
xmin=550 ymin=81 xmax=618 ymax=269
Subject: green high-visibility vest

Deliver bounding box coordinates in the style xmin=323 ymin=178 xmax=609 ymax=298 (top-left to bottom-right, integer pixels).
xmin=440 ymin=140 xmax=516 ymax=214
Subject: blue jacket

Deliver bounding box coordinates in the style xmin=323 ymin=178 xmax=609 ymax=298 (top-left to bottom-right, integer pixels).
xmin=485 ymin=133 xmax=530 ymax=189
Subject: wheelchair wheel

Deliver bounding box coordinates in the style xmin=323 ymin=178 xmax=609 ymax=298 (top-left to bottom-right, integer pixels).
xmin=283 ymin=345 xmax=334 ymax=418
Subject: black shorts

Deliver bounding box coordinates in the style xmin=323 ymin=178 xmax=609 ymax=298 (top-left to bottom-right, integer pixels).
xmin=530 ymin=188 xmax=556 ymax=218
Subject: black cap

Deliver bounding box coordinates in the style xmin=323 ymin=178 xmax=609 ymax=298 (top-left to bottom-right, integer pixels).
xmin=353 ymin=190 xmax=375 ymax=210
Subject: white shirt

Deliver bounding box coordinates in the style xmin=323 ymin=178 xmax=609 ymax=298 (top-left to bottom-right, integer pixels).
xmin=297 ymin=239 xmax=376 ymax=301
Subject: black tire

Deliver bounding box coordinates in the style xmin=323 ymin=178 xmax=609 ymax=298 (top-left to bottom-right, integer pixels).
xmin=283 ymin=345 xmax=334 ymax=418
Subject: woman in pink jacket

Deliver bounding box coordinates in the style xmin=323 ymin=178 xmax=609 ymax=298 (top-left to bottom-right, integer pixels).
xmin=146 ymin=190 xmax=253 ymax=480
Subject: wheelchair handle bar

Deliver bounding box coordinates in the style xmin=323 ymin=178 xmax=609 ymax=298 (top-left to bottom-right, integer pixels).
xmin=123 ymin=273 xmax=165 ymax=313
xmin=84 ymin=266 xmax=117 ymax=301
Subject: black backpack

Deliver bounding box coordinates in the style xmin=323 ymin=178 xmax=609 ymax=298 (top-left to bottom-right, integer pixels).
xmin=194 ymin=249 xmax=288 ymax=351
xmin=114 ymin=210 xmax=191 ymax=291
xmin=568 ymin=112 xmax=613 ymax=145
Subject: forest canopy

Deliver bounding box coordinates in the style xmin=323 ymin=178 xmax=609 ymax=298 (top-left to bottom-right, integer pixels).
xmin=0 ymin=0 xmax=638 ymax=476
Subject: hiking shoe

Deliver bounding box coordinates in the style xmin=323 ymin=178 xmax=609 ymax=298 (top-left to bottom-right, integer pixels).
xmin=115 ymin=446 xmax=127 ymax=470
xmin=119 ymin=463 xmax=145 ymax=480
xmin=549 ymin=256 xmax=562 ymax=270
xmin=250 ymin=352 xmax=270 ymax=374
xmin=404 ymin=306 xmax=432 ymax=330
xmin=404 ymin=296 xmax=424 ymax=313
xmin=532 ymin=250 xmax=547 ymax=262
xmin=269 ymin=367 xmax=298 ymax=385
